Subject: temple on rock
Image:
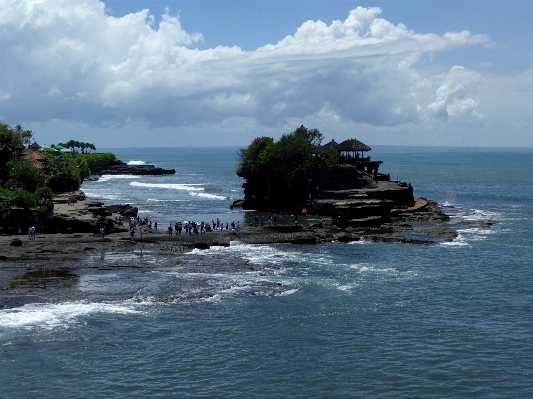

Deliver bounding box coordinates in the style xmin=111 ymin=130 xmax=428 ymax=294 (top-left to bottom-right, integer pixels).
xmin=240 ymin=135 xmax=417 ymax=228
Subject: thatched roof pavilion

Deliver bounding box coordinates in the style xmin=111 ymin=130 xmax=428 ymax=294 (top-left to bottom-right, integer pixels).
xmin=311 ymin=139 xmax=338 ymax=154
xmin=23 ymin=150 xmax=48 ymax=169
xmin=336 ymin=138 xmax=371 ymax=153
xmin=311 ymin=138 xmax=371 ymax=157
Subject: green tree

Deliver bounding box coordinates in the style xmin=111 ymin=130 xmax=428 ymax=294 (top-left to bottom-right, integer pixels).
xmin=237 ymin=126 xmax=324 ymax=208
xmin=46 ymin=154 xmax=82 ymax=192
xmin=11 ymin=188 xmax=37 ymax=209
xmin=8 ymin=158 xmax=45 ymax=192
xmin=15 ymin=125 xmax=34 ymax=146
xmin=35 ymin=186 xmax=55 ymax=200
xmin=0 ymin=123 xmax=23 ymax=151
xmin=0 ymin=123 xmax=24 ymax=185
xmin=0 ymin=187 xmax=13 ymax=221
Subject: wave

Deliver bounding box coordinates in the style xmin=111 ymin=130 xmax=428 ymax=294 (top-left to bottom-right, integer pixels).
xmin=130 ymin=182 xmax=204 ymax=191
xmin=0 ymin=302 xmax=141 ymax=330
xmin=189 ymin=192 xmax=227 ymax=200
xmin=127 ymin=160 xmax=146 ymax=165
xmin=147 ymin=199 xmax=188 ymax=202
xmin=97 ymin=174 xmax=141 ymax=182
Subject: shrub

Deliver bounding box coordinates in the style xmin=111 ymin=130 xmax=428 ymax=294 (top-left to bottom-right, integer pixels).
xmin=11 ymin=188 xmax=36 ymax=209
xmin=35 ymin=186 xmax=55 ymax=200
xmin=79 ymin=152 xmax=118 ymax=170
xmin=8 ymin=158 xmax=45 ymax=192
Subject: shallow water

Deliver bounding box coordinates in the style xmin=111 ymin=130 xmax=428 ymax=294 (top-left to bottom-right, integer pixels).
xmin=1 ymin=148 xmax=532 ymax=397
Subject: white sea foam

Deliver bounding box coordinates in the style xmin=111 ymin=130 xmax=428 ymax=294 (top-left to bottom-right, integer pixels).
xmin=189 ymin=192 xmax=226 ymax=200
xmin=130 ymin=182 xmax=204 ymax=191
xmin=147 ymin=199 xmax=188 ymax=202
xmin=190 ymin=241 xmax=295 ymax=265
xmin=97 ymin=174 xmax=140 ymax=182
xmin=0 ymin=302 xmax=141 ymax=330
xmin=127 ymin=160 xmax=146 ymax=165
xmin=275 ymin=288 xmax=299 ymax=296
xmin=348 ymin=238 xmax=370 ymax=245
xmin=440 ymin=233 xmax=469 ymax=246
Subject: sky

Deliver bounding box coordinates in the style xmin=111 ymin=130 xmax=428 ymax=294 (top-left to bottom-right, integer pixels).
xmin=1 ymin=0 xmax=532 ymax=148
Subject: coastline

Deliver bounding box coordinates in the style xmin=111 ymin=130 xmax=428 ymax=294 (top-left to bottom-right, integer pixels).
xmin=0 ymin=189 xmax=496 ymax=309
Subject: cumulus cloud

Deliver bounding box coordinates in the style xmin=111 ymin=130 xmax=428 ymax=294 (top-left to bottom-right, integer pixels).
xmin=0 ymin=0 xmax=492 ymax=135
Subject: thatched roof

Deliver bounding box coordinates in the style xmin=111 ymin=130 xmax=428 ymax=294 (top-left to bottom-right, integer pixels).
xmin=23 ymin=150 xmax=47 ymax=169
xmin=336 ymin=138 xmax=371 ymax=152
xmin=29 ymin=142 xmax=41 ymax=150
xmin=24 ymin=150 xmax=48 ymax=162
xmin=311 ymin=139 xmax=338 ymax=154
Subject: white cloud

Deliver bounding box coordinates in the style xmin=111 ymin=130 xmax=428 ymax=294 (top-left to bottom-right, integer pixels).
xmin=425 ymin=66 xmax=484 ymax=124
xmin=0 ymin=0 xmax=496 ymax=143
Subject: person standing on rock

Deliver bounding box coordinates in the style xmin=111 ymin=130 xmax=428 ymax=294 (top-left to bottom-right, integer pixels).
xmin=168 ymin=223 xmax=173 ymax=236
xmin=254 ymin=214 xmax=258 ymax=227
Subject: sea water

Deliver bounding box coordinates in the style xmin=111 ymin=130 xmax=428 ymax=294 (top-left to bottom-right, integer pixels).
xmin=1 ymin=147 xmax=532 ymax=398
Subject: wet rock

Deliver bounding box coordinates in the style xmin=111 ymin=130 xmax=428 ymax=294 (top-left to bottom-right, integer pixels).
xmin=10 ymin=239 xmax=22 ymax=247
xmin=100 ymin=163 xmax=175 ymax=175
xmin=335 ymin=234 xmax=360 ymax=243
xmin=103 ymin=204 xmax=139 ymax=217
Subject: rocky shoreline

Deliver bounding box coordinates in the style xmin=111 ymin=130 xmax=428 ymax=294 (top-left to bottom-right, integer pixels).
xmin=0 ymin=191 xmax=496 ymax=309
xmin=0 ymin=190 xmax=493 ymax=261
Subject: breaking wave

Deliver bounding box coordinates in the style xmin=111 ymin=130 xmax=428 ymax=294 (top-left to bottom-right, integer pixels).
xmin=130 ymin=182 xmax=204 ymax=191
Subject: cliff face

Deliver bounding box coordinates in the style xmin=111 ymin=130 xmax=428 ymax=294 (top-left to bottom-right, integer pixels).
xmin=241 ymin=172 xmax=414 ymax=228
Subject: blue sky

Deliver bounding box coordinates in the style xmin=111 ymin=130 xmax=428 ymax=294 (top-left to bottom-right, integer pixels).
xmin=1 ymin=0 xmax=532 ymax=147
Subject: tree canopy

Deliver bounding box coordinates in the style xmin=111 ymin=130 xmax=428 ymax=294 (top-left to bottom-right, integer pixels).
xmin=58 ymin=140 xmax=96 ymax=153
xmin=237 ymin=126 xmax=333 ymax=208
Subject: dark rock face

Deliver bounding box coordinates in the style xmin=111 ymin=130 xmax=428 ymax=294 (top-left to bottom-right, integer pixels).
xmin=99 ymin=162 xmax=175 ymax=176
xmin=103 ymin=204 xmax=138 ymax=217
xmin=10 ymin=239 xmax=22 ymax=247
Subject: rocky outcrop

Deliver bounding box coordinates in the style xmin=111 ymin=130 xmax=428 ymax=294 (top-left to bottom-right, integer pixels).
xmin=103 ymin=204 xmax=138 ymax=217
xmin=304 ymin=180 xmax=414 ymax=228
xmin=99 ymin=162 xmax=175 ymax=175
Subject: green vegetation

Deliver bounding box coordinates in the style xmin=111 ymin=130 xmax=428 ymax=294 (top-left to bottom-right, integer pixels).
xmin=8 ymin=158 xmax=45 ymax=192
xmin=58 ymin=140 xmax=96 ymax=153
xmin=46 ymin=153 xmax=89 ymax=193
xmin=79 ymin=152 xmax=118 ymax=171
xmin=237 ymin=126 xmax=343 ymax=208
xmin=11 ymin=188 xmax=37 ymax=209
xmin=35 ymin=186 xmax=55 ymax=200
xmin=0 ymin=122 xmax=103 ymax=221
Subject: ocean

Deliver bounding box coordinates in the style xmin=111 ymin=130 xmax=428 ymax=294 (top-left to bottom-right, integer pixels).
xmin=1 ymin=147 xmax=532 ymax=398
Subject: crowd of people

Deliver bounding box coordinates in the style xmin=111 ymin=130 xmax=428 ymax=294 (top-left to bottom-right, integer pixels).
xmin=120 ymin=215 xmax=243 ymax=238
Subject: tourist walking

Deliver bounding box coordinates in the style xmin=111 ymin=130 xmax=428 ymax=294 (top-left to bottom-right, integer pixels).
xmin=168 ymin=223 xmax=173 ymax=236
